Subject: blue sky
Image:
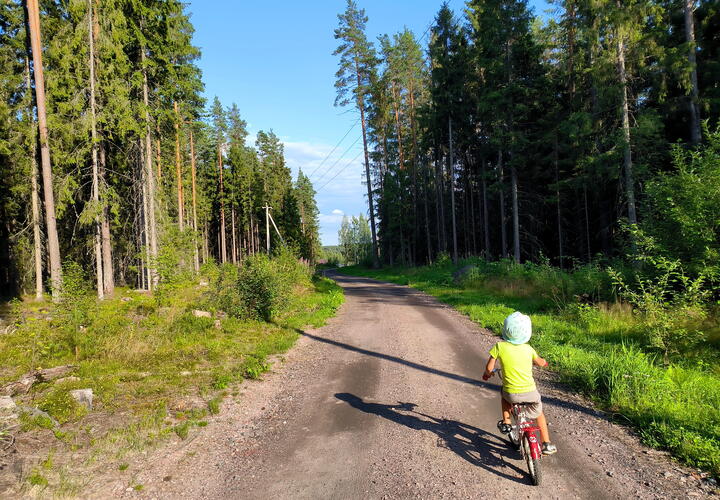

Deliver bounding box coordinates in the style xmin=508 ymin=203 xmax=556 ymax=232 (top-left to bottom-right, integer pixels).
xmin=186 ymin=0 xmax=551 ymax=245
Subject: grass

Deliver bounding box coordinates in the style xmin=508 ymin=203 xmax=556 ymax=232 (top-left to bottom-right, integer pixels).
xmin=0 ymin=269 xmax=344 ymax=493
xmin=339 ymin=258 xmax=720 ymax=478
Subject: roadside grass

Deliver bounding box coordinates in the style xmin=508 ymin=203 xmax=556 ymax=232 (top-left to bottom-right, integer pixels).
xmin=0 ymin=271 xmax=343 ymax=494
xmin=339 ymin=260 xmax=720 ymax=478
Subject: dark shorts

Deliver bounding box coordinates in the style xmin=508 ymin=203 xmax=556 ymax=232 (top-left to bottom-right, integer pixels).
xmin=502 ymin=389 xmax=543 ymax=419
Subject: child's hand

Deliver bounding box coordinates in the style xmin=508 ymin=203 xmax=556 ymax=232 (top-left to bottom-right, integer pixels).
xmin=482 ymin=372 xmax=491 ymax=381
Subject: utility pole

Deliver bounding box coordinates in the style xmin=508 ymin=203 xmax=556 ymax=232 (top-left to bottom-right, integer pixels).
xmin=263 ymin=204 xmax=271 ymax=254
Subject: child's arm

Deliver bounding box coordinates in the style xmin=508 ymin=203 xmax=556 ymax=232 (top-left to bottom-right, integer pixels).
xmin=482 ymin=356 xmax=496 ymax=381
xmin=533 ymin=355 xmax=548 ymax=368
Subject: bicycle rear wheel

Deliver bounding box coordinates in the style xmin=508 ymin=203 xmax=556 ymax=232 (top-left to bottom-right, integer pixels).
xmin=522 ymin=434 xmax=542 ymax=486
xmin=508 ymin=420 xmax=521 ymax=450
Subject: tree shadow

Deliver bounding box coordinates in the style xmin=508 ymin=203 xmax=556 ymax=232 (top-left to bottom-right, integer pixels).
xmin=334 ymin=393 xmax=531 ymax=484
xmin=300 ymin=330 xmax=605 ymax=419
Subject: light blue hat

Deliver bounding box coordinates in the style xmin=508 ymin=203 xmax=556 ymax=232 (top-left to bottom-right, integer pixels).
xmin=502 ymin=312 xmax=532 ymax=345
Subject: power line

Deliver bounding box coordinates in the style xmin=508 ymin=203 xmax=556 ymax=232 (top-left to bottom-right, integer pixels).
xmin=307 ymin=118 xmax=360 ymax=180
xmin=316 ymin=148 xmax=365 ymax=193
xmin=311 ymin=134 xmax=362 ymax=185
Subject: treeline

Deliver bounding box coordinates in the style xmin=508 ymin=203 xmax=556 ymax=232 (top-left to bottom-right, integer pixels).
xmin=333 ymin=0 xmax=719 ymax=270
xmin=0 ymin=0 xmax=320 ymax=300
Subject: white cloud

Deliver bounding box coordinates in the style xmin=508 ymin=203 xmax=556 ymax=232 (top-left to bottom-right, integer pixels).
xmin=279 ymin=138 xmax=369 ymax=246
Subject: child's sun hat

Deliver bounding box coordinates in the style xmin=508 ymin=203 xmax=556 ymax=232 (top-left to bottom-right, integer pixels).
xmin=502 ymin=311 xmax=532 ymax=345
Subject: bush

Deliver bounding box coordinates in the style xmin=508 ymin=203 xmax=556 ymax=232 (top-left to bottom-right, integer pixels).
xmin=206 ymin=248 xmax=312 ymax=321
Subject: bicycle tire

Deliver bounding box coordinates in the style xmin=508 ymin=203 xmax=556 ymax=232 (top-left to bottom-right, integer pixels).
xmin=508 ymin=421 xmax=521 ymax=450
xmin=522 ymin=434 xmax=542 ymax=486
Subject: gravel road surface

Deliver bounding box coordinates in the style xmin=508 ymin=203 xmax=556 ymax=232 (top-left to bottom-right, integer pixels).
xmin=94 ymin=273 xmax=718 ymax=499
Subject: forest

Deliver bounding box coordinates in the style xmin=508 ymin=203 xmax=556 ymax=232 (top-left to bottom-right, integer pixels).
xmin=333 ymin=0 xmax=719 ymax=279
xmin=0 ymin=0 xmax=321 ymax=301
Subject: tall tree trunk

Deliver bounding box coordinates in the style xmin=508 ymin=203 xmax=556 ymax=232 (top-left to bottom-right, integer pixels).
xmin=27 ymin=0 xmax=62 ymax=299
xmin=25 ymin=58 xmax=43 ymax=300
xmin=87 ymin=0 xmax=104 ymax=299
xmin=231 ymin=207 xmax=237 ymax=263
xmin=409 ymin=89 xmax=419 ymax=264
xmin=481 ymin=161 xmax=490 ymax=259
xmin=510 ymin=162 xmax=520 ymax=263
xmin=498 ymin=149 xmax=507 ymax=258
xmin=448 ymin=118 xmax=458 ymax=264
xmin=141 ymin=47 xmax=157 ymax=288
xmin=617 ymin=26 xmax=637 ymax=226
xmin=584 ymin=184 xmax=591 ymax=262
xmin=436 ymin=154 xmax=446 ymax=253
xmin=189 ymin=128 xmax=200 ymax=271
xmin=355 ymin=59 xmax=379 ymax=267
xmin=140 ymin=139 xmax=152 ymax=290
xmin=423 ymin=158 xmax=432 ymax=264
xmin=99 ymin=144 xmax=113 ymax=294
xmin=554 ymin=135 xmax=563 ymax=268
xmin=218 ymin=143 xmax=227 ymax=263
xmin=173 ymin=101 xmax=184 ymax=231
xmin=684 ymin=0 xmax=701 ymax=145
xmin=468 ymin=162 xmax=477 ymax=256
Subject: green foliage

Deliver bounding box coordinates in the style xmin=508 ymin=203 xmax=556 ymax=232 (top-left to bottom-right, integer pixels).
xmin=610 ymin=241 xmax=708 ymax=362
xmin=27 ymin=470 xmax=49 ymax=488
xmin=37 ymin=388 xmax=87 ymax=424
xmin=338 ymin=215 xmax=373 ymax=266
xmin=173 ymin=421 xmax=190 ymax=440
xmin=641 ymin=128 xmax=720 ymax=281
xmin=207 ymin=397 xmax=221 ymax=415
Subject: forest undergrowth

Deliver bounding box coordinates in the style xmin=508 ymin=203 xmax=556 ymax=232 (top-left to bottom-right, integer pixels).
xmin=0 ymin=251 xmax=343 ymax=495
xmin=340 ymin=258 xmax=720 ymax=478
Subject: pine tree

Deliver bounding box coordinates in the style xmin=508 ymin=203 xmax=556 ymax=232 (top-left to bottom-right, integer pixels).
xmin=334 ymin=0 xmax=380 ymax=267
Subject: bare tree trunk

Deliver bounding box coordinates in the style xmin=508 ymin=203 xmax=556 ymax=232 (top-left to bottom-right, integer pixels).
xmin=510 ymin=162 xmax=520 ymax=263
xmin=203 ymin=221 xmax=209 ymax=263
xmin=498 ymin=149 xmax=507 ymax=258
xmin=27 ymin=0 xmax=62 ymax=299
xmin=218 ymin=144 xmax=227 ymax=263
xmin=140 ymin=54 xmax=157 ymax=288
xmin=481 ymin=161 xmax=490 ymax=259
xmin=155 ymin=135 xmax=161 ymax=181
xmin=140 ymin=139 xmax=152 ymax=290
xmin=436 ymin=155 xmax=446 ymax=253
xmin=189 ymin=128 xmax=200 ymax=272
xmin=25 ymin=57 xmax=43 ymax=300
xmin=355 ymin=59 xmax=379 ymax=267
xmin=448 ymin=118 xmax=458 ymax=264
xmin=554 ymin=135 xmax=564 ymax=268
xmin=684 ymin=0 xmax=701 ymax=145
xmin=173 ymin=101 xmax=184 ymax=231
xmin=584 ymin=184 xmax=591 ymax=262
xmin=423 ymin=158 xmax=432 ymax=264
xmin=99 ymin=144 xmax=113 ymax=294
xmin=617 ymin=25 xmax=637 ymax=226
xmin=87 ymin=0 xmax=104 ymax=299
xmin=231 ymin=207 xmax=237 ymax=264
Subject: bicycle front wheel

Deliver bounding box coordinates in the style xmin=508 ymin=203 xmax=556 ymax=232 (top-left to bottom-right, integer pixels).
xmin=522 ymin=434 xmax=542 ymax=486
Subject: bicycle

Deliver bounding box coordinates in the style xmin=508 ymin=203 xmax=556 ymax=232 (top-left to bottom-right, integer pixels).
xmin=489 ymin=368 xmax=543 ymax=486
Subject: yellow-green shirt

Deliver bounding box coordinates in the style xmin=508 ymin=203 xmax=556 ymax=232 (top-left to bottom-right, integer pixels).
xmin=489 ymin=341 xmax=538 ymax=393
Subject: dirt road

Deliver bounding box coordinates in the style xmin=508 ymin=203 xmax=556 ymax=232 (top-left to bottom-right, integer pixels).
xmin=97 ymin=274 xmax=715 ymax=499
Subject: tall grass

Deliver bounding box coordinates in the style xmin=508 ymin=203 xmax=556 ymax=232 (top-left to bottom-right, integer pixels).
xmin=340 ymin=259 xmax=720 ymax=477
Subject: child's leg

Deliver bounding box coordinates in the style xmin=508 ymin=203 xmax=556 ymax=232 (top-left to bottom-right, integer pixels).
xmin=536 ymin=412 xmax=551 ymax=443
xmin=501 ymin=398 xmax=512 ymax=424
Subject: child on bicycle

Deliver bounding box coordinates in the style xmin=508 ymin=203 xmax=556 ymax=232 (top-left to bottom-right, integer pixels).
xmin=482 ymin=311 xmax=557 ymax=455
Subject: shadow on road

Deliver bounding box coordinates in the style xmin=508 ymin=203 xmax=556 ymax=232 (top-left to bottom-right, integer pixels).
xmin=300 ymin=330 xmax=601 ymax=419
xmin=334 ymin=393 xmax=530 ymax=484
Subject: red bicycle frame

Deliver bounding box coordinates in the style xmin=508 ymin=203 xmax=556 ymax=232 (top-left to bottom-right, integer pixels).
xmin=512 ymin=404 xmax=542 ymax=460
